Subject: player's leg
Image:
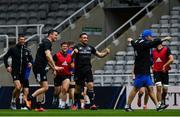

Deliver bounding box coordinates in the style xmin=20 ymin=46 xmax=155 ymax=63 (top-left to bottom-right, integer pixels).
xmin=26 ymin=80 xmax=48 ymax=110
xmin=26 ymin=68 xmax=48 ymax=110
xmin=21 ymin=79 xmax=29 ymax=110
xmin=143 ymin=87 xmax=149 ymax=110
xmin=154 ymin=72 xmax=162 ymax=105
xmin=156 ymin=84 xmax=162 ymax=104
xmin=59 ymin=78 xmax=70 ymax=109
xmin=52 ymin=76 xmax=61 ymax=106
xmin=85 ymin=69 xmax=97 ymax=110
xmin=71 ymin=70 xmax=85 ymax=110
xmin=125 ymin=86 xmax=139 ymax=111
xmin=125 ymin=76 xmax=143 ymax=111
xmin=80 ymin=86 xmax=87 ymax=109
xmin=33 ymin=80 xmax=48 ymax=111
xmin=69 ymin=80 xmax=75 ymax=107
xmin=71 ymin=83 xmax=82 ymax=110
xmin=35 ymin=92 xmax=45 ymax=111
xmin=137 ymin=87 xmax=145 ymax=107
xmin=11 ymin=79 xmax=22 ymax=110
xmin=161 ymin=72 xmax=169 ymax=107
xmin=145 ymin=75 xmax=167 ymax=111
xmin=87 ymin=82 xmax=97 ymax=109
xmin=162 ymin=86 xmax=168 ymax=105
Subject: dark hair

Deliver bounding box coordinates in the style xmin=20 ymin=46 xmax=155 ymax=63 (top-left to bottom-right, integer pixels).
xmin=48 ymin=29 xmax=59 ymax=36
xmin=18 ymin=34 xmax=25 ymax=39
xmin=79 ymin=33 xmax=88 ymax=38
xmin=60 ymin=42 xmax=68 ymax=46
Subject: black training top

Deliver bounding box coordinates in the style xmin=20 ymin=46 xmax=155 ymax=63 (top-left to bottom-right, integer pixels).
xmin=73 ymin=43 xmax=96 ymax=69
xmin=34 ymin=38 xmax=52 ymax=69
xmin=131 ymin=38 xmax=162 ymax=75
xmin=4 ymin=44 xmax=33 ymax=74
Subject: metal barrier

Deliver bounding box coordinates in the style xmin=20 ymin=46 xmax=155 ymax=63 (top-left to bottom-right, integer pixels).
xmin=54 ymin=0 xmax=104 ymax=30
xmin=95 ymin=0 xmax=158 ymax=49
xmin=0 ymin=24 xmax=44 ymax=44
xmin=94 ymin=73 xmax=180 ymax=86
xmin=0 ymin=35 xmax=9 ymax=58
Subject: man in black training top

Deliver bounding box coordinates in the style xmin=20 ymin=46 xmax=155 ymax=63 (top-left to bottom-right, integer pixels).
xmin=4 ymin=34 xmax=33 ymax=110
xmin=71 ymin=33 xmax=110 ymax=110
xmin=26 ymin=29 xmax=63 ymax=111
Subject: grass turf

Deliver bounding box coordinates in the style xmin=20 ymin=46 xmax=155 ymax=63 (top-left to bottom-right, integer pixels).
xmin=0 ymin=109 xmax=179 ymax=116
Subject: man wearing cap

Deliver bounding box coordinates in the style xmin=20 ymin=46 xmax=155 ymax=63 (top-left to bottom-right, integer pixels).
xmin=125 ymin=29 xmax=171 ymax=111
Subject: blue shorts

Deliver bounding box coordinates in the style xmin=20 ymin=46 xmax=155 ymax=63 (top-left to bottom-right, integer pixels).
xmin=133 ymin=74 xmax=153 ymax=89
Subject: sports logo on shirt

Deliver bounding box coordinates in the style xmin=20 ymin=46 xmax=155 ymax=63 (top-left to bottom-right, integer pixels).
xmin=62 ymin=61 xmax=68 ymax=66
xmin=155 ymin=57 xmax=162 ymax=62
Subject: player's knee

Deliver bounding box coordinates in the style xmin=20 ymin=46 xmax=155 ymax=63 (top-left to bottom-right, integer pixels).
xmin=138 ymin=90 xmax=144 ymax=95
xmin=15 ymin=85 xmax=22 ymax=91
xmin=163 ymin=85 xmax=168 ymax=91
xmin=62 ymin=87 xmax=68 ymax=94
xmin=43 ymin=86 xmax=49 ymax=91
xmin=87 ymin=83 xmax=94 ymax=90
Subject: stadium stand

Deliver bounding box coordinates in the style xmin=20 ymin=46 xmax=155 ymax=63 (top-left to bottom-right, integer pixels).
xmin=0 ymin=0 xmax=90 ymax=37
xmin=94 ymin=5 xmax=180 ymax=86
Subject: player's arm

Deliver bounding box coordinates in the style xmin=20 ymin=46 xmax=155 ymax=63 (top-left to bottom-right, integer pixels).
xmin=132 ymin=64 xmax=135 ymax=79
xmin=143 ymin=36 xmax=172 ymax=48
xmin=95 ymin=48 xmax=110 ymax=58
xmin=3 ymin=48 xmax=12 ymax=73
xmin=163 ymin=48 xmax=174 ymax=71
xmin=45 ymin=50 xmax=57 ymax=71
xmin=27 ymin=49 xmax=33 ymax=68
xmin=71 ymin=48 xmax=78 ymax=58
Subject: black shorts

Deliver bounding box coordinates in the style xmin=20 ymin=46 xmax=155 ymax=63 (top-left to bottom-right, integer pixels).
xmin=153 ymin=71 xmax=169 ymax=85
xmin=33 ymin=67 xmax=48 ymax=83
xmin=11 ymin=72 xmax=29 ymax=88
xmin=54 ymin=75 xmax=71 ymax=87
xmin=74 ymin=67 xmax=93 ymax=86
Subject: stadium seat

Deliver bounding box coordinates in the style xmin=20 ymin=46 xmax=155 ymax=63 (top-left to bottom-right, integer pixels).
xmin=114 ymin=65 xmax=124 ymax=71
xmin=115 ymin=55 xmax=124 ymax=61
xmin=104 ymin=65 xmax=114 ymax=70
xmin=28 ymin=4 xmax=39 ymax=12
xmin=17 ymin=4 xmax=28 ymax=12
xmin=8 ymin=4 xmax=18 ymax=12
xmin=160 ymin=15 xmax=170 ymax=20
xmin=160 ymin=19 xmax=169 ymax=24
xmin=116 ymin=51 xmax=126 ymax=56
xmin=116 ymin=60 xmax=126 ymax=65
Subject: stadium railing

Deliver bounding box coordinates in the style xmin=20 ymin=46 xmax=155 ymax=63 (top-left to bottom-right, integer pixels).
xmin=0 ymin=24 xmax=44 ymax=44
xmin=26 ymin=0 xmax=105 ymax=44
xmin=95 ymin=0 xmax=159 ymax=49
xmin=54 ymin=0 xmax=104 ymax=31
xmin=93 ymin=73 xmax=180 ymax=86
xmin=0 ymin=35 xmax=9 ymax=58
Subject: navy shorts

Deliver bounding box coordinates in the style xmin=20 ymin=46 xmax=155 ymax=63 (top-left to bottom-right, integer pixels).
xmin=33 ymin=66 xmax=48 ymax=83
xmin=134 ymin=74 xmax=153 ymax=89
xmin=54 ymin=75 xmax=71 ymax=87
xmin=11 ymin=72 xmax=29 ymax=88
xmin=74 ymin=67 xmax=93 ymax=86
xmin=153 ymin=71 xmax=169 ymax=86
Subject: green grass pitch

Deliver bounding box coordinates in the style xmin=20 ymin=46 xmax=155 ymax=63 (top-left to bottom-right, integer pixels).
xmin=0 ymin=109 xmax=180 ymax=116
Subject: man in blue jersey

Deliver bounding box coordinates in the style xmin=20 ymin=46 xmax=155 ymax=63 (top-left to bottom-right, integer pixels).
xmin=125 ymin=29 xmax=171 ymax=111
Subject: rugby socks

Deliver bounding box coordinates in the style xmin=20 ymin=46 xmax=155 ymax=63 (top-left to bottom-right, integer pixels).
xmin=11 ymin=97 xmax=16 ymax=103
xmin=36 ymin=102 xmax=42 ymax=109
xmin=87 ymin=90 xmax=95 ymax=106
xmin=27 ymin=95 xmax=34 ymax=101
xmin=161 ymin=92 xmax=167 ymax=105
